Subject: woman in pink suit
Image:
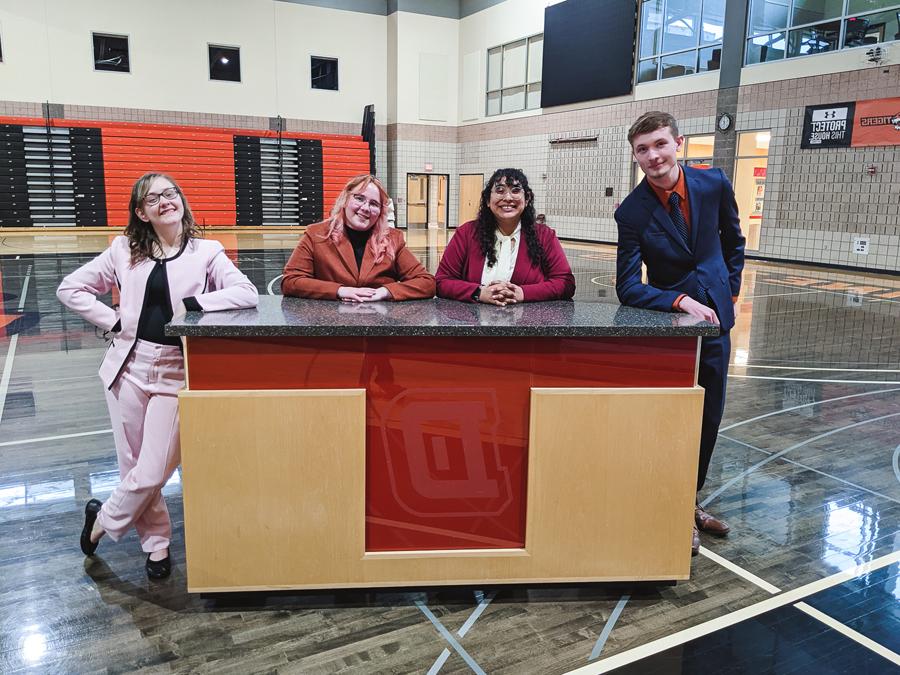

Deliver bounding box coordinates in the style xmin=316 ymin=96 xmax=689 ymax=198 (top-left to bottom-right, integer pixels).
xmin=58 ymin=173 xmax=258 ymax=579
xmin=435 ymin=168 xmax=575 ymax=305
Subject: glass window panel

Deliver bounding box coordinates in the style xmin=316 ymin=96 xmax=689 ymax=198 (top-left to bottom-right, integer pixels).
xmin=640 ymin=0 xmax=665 ymax=57
xmin=501 ymin=86 xmax=526 ymax=113
xmin=486 ymin=91 xmax=501 ymax=116
xmin=527 ymin=35 xmax=543 ymax=83
xmin=734 ymin=156 xmax=768 ymax=250
xmin=686 ymin=134 xmax=715 ymax=158
xmin=208 ymin=45 xmax=240 ymax=82
xmin=663 ymin=0 xmax=702 ymax=52
xmin=845 ymin=10 xmax=900 ymax=47
xmin=848 ymin=0 xmax=899 ymax=13
xmin=502 ymin=39 xmax=527 ymax=87
xmin=660 ymin=50 xmax=697 ymax=78
xmin=748 ymin=0 xmax=789 ymax=36
xmin=310 ymin=57 xmax=338 ymax=91
xmin=701 ymin=0 xmax=726 ymax=44
xmin=637 ymin=58 xmax=659 ymax=82
xmin=526 ymin=83 xmax=541 ymax=109
xmin=746 ymin=32 xmax=787 ymax=62
xmin=791 ymin=0 xmax=844 ymax=27
xmin=787 ymin=21 xmax=840 ymax=56
xmin=487 ymin=47 xmax=502 ymax=91
xmin=738 ymin=130 xmax=771 ymax=156
xmin=93 ymin=33 xmax=130 ymax=73
xmin=698 ymin=45 xmax=722 ymax=70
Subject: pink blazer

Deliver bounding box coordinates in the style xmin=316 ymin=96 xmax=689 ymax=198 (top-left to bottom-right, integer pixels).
xmin=57 ymin=236 xmax=258 ymax=388
xmin=435 ymin=220 xmax=576 ymax=302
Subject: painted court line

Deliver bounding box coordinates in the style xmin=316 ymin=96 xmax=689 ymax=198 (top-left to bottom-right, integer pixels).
xmin=733 ymin=364 xmax=900 ymax=373
xmin=702 ymin=412 xmax=900 ymax=507
xmin=0 ymin=428 xmax=113 ymax=448
xmin=427 ymin=591 xmax=496 ymax=675
xmin=415 ymin=599 xmax=486 ymax=675
xmin=698 ymin=547 xmax=781 ymax=594
xmin=563 ymin=551 xmax=900 ymax=674
xmin=589 ymin=594 xmax=630 ymax=661
xmin=719 ymin=387 xmax=900 ymax=432
xmin=719 ymin=433 xmax=900 ymax=505
xmin=728 ymin=374 xmax=900 ymax=385
xmin=794 ymin=602 xmax=900 ymax=666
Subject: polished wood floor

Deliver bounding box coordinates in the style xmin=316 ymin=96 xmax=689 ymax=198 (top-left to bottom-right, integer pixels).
xmin=0 ymin=229 xmax=898 ymax=673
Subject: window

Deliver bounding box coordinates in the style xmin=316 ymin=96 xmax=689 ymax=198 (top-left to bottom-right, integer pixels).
xmin=209 ymin=45 xmax=240 ymax=82
xmin=746 ymin=1 xmax=900 ymax=64
xmin=311 ymin=56 xmax=338 ymax=90
xmin=733 ymin=131 xmax=771 ymax=251
xmin=92 ymin=33 xmax=129 ymax=73
xmin=633 ymin=134 xmax=715 ymax=186
xmin=486 ymin=34 xmax=542 ymax=116
xmin=637 ymin=0 xmax=724 ymax=82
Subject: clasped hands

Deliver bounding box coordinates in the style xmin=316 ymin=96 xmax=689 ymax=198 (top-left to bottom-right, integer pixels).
xmin=338 ymin=286 xmax=392 ymax=303
xmin=478 ymin=281 xmax=524 ymax=306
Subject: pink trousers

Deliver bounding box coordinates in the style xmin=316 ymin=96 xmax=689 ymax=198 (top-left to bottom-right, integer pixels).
xmin=98 ymin=340 xmax=184 ymax=553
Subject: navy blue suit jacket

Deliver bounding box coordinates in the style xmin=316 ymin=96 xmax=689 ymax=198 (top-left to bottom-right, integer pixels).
xmin=614 ymin=166 xmax=745 ymax=331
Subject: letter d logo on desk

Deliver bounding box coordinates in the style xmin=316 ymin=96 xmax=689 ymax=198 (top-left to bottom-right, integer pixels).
xmin=378 ymin=389 xmax=515 ymax=518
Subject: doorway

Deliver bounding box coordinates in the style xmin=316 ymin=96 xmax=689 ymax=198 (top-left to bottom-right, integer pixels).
xmin=458 ymin=174 xmax=483 ymax=228
xmin=406 ymin=174 xmax=448 ymax=228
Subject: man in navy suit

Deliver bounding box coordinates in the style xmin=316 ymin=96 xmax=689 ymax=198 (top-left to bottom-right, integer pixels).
xmin=615 ymin=111 xmax=745 ymax=556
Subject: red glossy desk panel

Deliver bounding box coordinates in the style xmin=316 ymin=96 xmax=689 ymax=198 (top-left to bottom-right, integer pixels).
xmin=187 ymin=336 xmax=697 ymax=551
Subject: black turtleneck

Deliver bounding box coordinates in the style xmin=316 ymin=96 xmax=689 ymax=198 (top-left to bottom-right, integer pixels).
xmin=345 ymin=227 xmax=372 ymax=271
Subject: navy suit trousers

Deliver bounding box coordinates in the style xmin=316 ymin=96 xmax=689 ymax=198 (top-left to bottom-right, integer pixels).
xmin=697 ymin=331 xmax=731 ymax=492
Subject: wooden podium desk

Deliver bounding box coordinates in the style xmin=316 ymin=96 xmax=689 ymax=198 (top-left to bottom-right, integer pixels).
xmin=167 ymin=296 xmax=717 ymax=592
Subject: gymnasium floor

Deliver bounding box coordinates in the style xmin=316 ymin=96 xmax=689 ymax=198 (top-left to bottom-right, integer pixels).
xmin=0 ymin=228 xmax=898 ymax=674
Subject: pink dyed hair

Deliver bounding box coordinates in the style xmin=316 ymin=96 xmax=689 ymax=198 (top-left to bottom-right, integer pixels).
xmin=325 ymin=174 xmax=395 ymax=264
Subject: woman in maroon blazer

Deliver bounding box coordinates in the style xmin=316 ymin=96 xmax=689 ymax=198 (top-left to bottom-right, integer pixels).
xmin=436 ymin=169 xmax=575 ymax=305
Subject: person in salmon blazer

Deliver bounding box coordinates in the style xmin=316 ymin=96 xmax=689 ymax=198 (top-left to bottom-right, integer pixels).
xmin=435 ymin=168 xmax=575 ymax=305
xmin=58 ymin=172 xmax=258 ymax=580
xmin=281 ymin=174 xmax=434 ymax=301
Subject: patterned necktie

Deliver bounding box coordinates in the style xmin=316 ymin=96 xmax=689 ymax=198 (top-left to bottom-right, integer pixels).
xmin=668 ymin=192 xmax=690 ymax=248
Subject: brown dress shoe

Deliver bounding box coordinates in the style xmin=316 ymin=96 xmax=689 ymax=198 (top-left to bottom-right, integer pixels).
xmin=691 ymin=525 xmax=700 ymax=556
xmin=695 ymin=505 xmax=730 ymax=536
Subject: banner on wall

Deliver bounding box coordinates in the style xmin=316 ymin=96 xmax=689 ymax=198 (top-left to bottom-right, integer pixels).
xmin=851 ymin=96 xmax=900 ymax=147
xmin=801 ymin=102 xmax=855 ymax=148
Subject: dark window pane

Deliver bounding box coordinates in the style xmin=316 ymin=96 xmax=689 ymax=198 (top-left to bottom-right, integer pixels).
xmin=701 ymin=0 xmax=726 ymax=44
xmin=637 ymin=58 xmax=659 ymax=82
xmin=311 ymin=56 xmax=339 ymax=90
xmin=660 ymin=50 xmax=697 ymax=78
xmin=749 ymin=0 xmax=789 ymax=36
xmin=787 ymin=21 xmax=840 ymax=56
xmin=209 ymin=45 xmax=240 ymax=82
xmin=845 ymin=10 xmax=900 ymax=47
xmin=848 ymin=0 xmax=899 ymax=13
xmin=93 ymin=33 xmax=129 ymax=73
xmin=746 ymin=32 xmax=787 ymax=63
xmin=640 ymin=0 xmax=665 ymax=57
xmin=698 ymin=45 xmax=722 ymax=71
xmin=791 ymin=0 xmax=843 ymax=27
xmin=662 ymin=0 xmax=702 ymax=53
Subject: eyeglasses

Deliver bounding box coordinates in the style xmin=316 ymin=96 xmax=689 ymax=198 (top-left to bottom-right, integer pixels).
xmin=350 ymin=193 xmax=382 ymax=211
xmin=492 ymin=184 xmax=524 ymax=197
xmin=144 ymin=187 xmax=180 ymax=206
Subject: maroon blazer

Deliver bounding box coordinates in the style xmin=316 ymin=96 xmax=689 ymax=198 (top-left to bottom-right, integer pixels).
xmin=435 ymin=220 xmax=576 ymax=302
xmin=282 ymin=221 xmax=435 ymax=301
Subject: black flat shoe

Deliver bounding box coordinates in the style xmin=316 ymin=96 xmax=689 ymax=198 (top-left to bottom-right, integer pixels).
xmin=146 ymin=552 xmax=171 ymax=580
xmin=80 ymin=499 xmax=103 ymax=556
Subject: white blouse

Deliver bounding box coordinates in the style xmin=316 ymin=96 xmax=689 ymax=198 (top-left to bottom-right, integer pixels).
xmin=480 ymin=223 xmax=520 ymax=286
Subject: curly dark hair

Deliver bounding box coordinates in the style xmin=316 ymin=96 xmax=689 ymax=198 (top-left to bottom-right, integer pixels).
xmin=124 ymin=172 xmax=202 ymax=265
xmin=476 ymin=168 xmax=546 ymax=270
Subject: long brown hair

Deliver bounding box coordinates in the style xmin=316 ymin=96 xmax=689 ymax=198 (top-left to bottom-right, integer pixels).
xmin=324 ymin=174 xmax=395 ymax=264
xmin=124 ymin=172 xmax=201 ymax=265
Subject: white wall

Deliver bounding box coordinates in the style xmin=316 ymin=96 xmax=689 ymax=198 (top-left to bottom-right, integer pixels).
xmin=393 ymin=12 xmax=458 ymax=125
xmin=0 ymin=0 xmax=386 ymax=124
xmin=741 ymin=43 xmax=894 ymax=85
xmin=457 ymin=0 xmax=548 ymax=125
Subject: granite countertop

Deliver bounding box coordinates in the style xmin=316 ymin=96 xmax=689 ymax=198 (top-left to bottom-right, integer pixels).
xmin=167 ymin=296 xmax=719 ymax=338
